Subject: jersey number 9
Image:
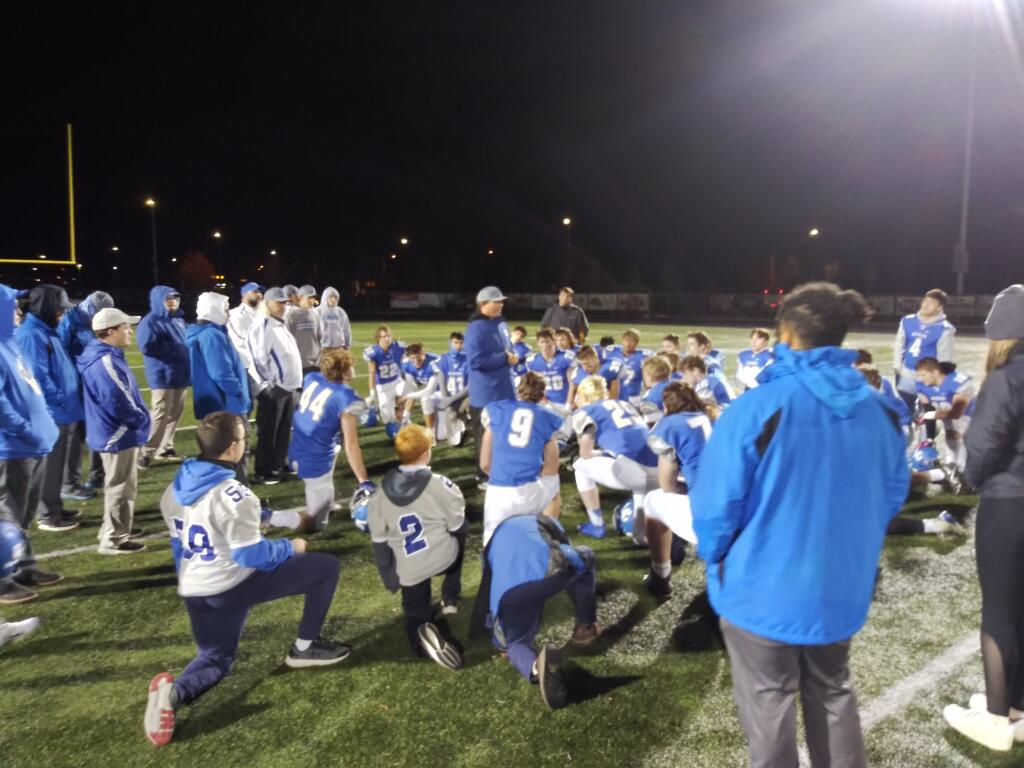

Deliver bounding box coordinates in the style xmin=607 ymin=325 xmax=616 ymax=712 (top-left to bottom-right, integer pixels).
xmin=507 ymin=407 xmax=535 ymax=448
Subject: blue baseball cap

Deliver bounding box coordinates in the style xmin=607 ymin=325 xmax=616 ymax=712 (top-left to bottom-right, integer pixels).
xmin=240 ymin=282 xmax=265 ymax=297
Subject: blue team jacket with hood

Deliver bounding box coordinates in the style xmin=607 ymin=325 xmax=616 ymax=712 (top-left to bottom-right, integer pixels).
xmin=15 ymin=310 xmax=84 ymax=425
xmin=186 ymin=294 xmax=251 ymax=418
xmin=0 ymin=285 xmax=59 ymax=459
xmin=136 ymin=286 xmax=190 ymax=389
xmin=57 ymin=291 xmax=113 ymax=362
xmin=690 ymin=344 xmax=909 ymax=645
xmin=464 ymin=312 xmax=515 ymax=407
xmin=78 ymin=339 xmax=151 ymax=452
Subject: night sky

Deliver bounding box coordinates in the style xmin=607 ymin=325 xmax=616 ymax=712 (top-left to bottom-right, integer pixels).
xmin=2 ymin=1 xmax=1022 ymax=299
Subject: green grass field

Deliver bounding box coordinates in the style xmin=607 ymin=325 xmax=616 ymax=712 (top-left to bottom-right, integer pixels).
xmin=0 ymin=321 xmax=1005 ymax=768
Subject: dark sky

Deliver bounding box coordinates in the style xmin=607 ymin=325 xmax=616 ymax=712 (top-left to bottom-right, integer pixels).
xmin=1 ymin=1 xmax=1022 ymax=297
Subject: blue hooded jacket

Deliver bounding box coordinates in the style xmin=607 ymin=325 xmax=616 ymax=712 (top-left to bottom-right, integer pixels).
xmin=690 ymin=344 xmax=909 ymax=645
xmin=464 ymin=311 xmax=515 ymax=407
xmin=57 ymin=291 xmax=113 ymax=362
xmin=15 ymin=310 xmax=84 ymax=425
xmin=169 ymin=459 xmax=293 ymax=571
xmin=136 ymin=286 xmax=190 ymax=389
xmin=0 ymin=286 xmax=59 ymax=459
xmin=78 ymin=339 xmax=151 ymax=452
xmin=186 ymin=321 xmax=251 ymax=418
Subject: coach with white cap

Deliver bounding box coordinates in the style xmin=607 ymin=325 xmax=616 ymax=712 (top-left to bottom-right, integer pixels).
xmin=465 ymin=286 xmax=518 ymax=486
xmin=79 ymin=307 xmax=151 ymax=554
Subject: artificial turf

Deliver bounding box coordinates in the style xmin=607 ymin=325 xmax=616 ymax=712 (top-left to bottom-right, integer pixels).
xmin=0 ymin=321 xmax=999 ymax=768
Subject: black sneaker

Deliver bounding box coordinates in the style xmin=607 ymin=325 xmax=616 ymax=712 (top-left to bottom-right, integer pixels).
xmin=37 ymin=517 xmax=79 ymax=533
xmin=252 ymin=474 xmax=282 ymax=486
xmin=61 ymin=485 xmax=96 ymax=501
xmin=285 ymin=636 xmax=352 ymax=668
xmin=127 ymin=528 xmax=146 ymax=540
xmin=83 ymin=478 xmax=103 ymax=490
xmin=441 ymin=598 xmax=459 ymax=616
xmin=137 ymin=454 xmax=152 ymax=470
xmin=14 ymin=569 xmax=64 ymax=588
xmin=642 ymin=568 xmax=673 ymax=600
xmin=538 ymin=644 xmax=568 ymax=709
xmin=61 ymin=509 xmax=82 ymax=523
xmin=417 ymin=623 xmax=463 ymax=671
xmin=98 ymin=540 xmax=147 ymax=555
xmin=158 ymin=449 xmax=183 ymax=462
xmin=0 ymin=580 xmax=38 ymax=605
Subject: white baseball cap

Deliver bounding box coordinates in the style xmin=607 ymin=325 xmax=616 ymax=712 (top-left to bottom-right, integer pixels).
xmin=91 ymin=307 xmax=141 ymax=331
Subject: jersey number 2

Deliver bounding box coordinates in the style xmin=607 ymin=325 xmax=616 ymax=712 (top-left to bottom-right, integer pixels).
xmin=398 ymin=514 xmax=428 ymax=555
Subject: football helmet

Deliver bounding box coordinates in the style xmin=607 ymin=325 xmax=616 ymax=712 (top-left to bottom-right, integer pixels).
xmin=911 ymin=439 xmax=940 ymax=472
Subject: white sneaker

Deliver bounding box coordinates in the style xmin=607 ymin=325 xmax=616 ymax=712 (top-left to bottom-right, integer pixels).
xmin=0 ymin=616 xmax=40 ymax=648
xmin=943 ymin=704 xmax=1015 ymax=751
xmin=144 ymin=672 xmax=176 ymax=746
xmin=967 ymin=694 xmax=1024 ymax=741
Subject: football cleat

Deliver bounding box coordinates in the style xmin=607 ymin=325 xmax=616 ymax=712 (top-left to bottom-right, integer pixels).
xmin=385 ymin=421 xmax=401 ymax=441
xmin=613 ymin=500 xmax=636 ymax=537
xmin=642 ymin=568 xmax=673 ymax=600
xmin=144 ymin=672 xmax=176 ymax=746
xmin=417 ymin=622 xmax=463 ymax=670
xmin=285 ymin=636 xmax=352 ymax=668
xmin=0 ymin=616 xmax=40 ymax=648
xmin=577 ymin=521 xmax=606 ymax=539
xmin=537 ymin=644 xmax=568 ymax=709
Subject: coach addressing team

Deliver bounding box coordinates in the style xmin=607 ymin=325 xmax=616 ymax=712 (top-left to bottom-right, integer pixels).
xmin=465 ymin=286 xmax=518 ymax=486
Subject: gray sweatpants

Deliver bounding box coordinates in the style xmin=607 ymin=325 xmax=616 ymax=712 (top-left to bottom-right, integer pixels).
xmin=720 ymin=617 xmax=867 ymax=768
xmin=98 ymin=448 xmax=139 ymax=549
xmin=0 ymin=457 xmax=44 ymax=577
xmin=143 ymin=387 xmax=187 ymax=458
xmin=39 ymin=422 xmax=73 ymax=523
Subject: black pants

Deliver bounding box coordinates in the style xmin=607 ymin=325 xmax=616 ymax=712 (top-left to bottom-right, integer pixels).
xmin=255 ymin=386 xmax=297 ymax=477
xmin=399 ymin=533 xmax=465 ymax=653
xmin=470 ymin=405 xmax=487 ymax=480
xmin=0 ymin=457 xmax=44 ymax=581
xmin=977 ymin=496 xmax=1024 ymax=715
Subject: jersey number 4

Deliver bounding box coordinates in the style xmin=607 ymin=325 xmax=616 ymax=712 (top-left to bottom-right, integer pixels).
xmin=299 ymin=381 xmax=332 ymax=422
xmin=173 ymin=518 xmax=217 ymax=562
xmin=398 ymin=514 xmax=428 ymax=556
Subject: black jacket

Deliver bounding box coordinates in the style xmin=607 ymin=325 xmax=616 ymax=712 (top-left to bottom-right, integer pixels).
xmin=965 ymin=345 xmax=1024 ymax=498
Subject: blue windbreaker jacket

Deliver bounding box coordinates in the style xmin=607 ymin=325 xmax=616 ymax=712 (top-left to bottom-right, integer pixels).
xmin=0 ymin=286 xmax=58 ymax=459
xmin=465 ymin=312 xmax=515 ymax=407
xmin=14 ymin=312 xmax=84 ymax=425
xmin=57 ymin=292 xmax=113 ymax=362
xmin=186 ymin=321 xmax=251 ymax=418
xmin=136 ymin=286 xmax=190 ymax=389
xmin=690 ymin=344 xmax=909 ymax=645
xmin=78 ymin=340 xmax=151 ymax=452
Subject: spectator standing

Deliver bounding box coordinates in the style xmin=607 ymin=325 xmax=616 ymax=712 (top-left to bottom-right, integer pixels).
xmin=14 ymin=285 xmax=81 ymax=532
xmin=79 ymin=308 xmax=151 ymax=555
xmin=227 ymin=283 xmax=263 ymax=400
xmin=286 ymin=285 xmax=322 ymax=373
xmin=0 ymin=284 xmax=61 ymax=604
xmin=691 ymin=283 xmax=908 ymax=768
xmin=57 ymin=290 xmax=113 ymax=498
xmin=282 ymin=284 xmax=300 ymax=317
xmin=893 ymin=288 xmax=956 ymax=412
xmin=540 ymin=287 xmax=589 ymax=342
xmin=943 ymin=285 xmax=1024 ymax=752
xmin=464 ymin=286 xmax=518 ymax=486
xmin=136 ymin=286 xmax=190 ymax=468
xmin=317 ymin=286 xmax=351 ymax=351
xmin=248 ymin=287 xmax=303 ymax=485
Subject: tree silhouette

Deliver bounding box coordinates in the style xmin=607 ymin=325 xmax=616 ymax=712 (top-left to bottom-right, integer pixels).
xmin=177 ymin=250 xmax=216 ymax=292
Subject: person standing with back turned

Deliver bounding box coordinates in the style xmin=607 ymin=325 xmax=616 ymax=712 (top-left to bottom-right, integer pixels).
xmin=691 ymin=282 xmax=909 ymax=768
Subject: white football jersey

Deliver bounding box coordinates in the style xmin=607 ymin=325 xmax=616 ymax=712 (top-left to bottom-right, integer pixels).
xmin=160 ymin=479 xmax=262 ymax=597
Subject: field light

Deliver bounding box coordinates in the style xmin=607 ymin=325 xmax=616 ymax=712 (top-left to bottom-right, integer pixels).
xmin=144 ymin=198 xmax=156 ymax=208
xmin=38 ymin=254 xmax=46 ymax=259
xmin=213 ymin=231 xmax=222 ymax=239
xmin=808 ymin=228 xmax=820 ymax=237
xmin=562 ymin=217 xmax=571 ymax=226
xmin=399 ymin=237 xmax=409 ymax=245
xmin=269 ymin=250 xmax=277 ymax=256
xmin=390 ymin=253 xmax=398 ymax=260
xmin=111 ymin=245 xmax=119 ymax=252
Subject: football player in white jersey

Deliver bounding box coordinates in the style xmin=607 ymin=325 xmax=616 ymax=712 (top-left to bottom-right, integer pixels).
xmin=144 ymin=412 xmax=349 ymax=747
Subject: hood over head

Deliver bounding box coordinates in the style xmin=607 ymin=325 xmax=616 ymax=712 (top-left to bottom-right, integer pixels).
xmin=173 ymin=458 xmax=236 ymax=506
xmin=0 ymin=284 xmax=17 ymax=340
xmin=196 ymin=292 xmax=229 ymax=325
xmin=381 ymin=466 xmax=432 ymax=506
xmin=321 ymin=286 xmax=340 ymax=304
xmin=149 ymin=285 xmax=182 ymax=317
xmin=760 ymin=343 xmax=872 ymax=418
xmin=78 ymin=291 xmax=114 ymax=320
xmin=28 ymin=284 xmax=72 ymax=329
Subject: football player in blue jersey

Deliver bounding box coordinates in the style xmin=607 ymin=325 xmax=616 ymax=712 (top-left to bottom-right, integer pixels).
xmin=609 ymin=328 xmax=651 ymax=404
xmin=363 ymin=325 xmax=407 ymax=428
xmin=661 ymin=333 xmax=682 ymax=355
xmin=638 ymin=355 xmax=673 ymax=426
xmin=553 ymin=327 xmax=581 ymax=360
xmin=681 ymin=355 xmax=733 ymax=409
xmin=399 ymin=343 xmax=439 ymax=429
xmin=571 ymin=375 xmax=660 ymax=538
xmin=894 ymin=289 xmax=956 ymax=412
xmin=915 ymin=357 xmax=975 ymax=472
xmin=526 ymin=329 xmax=574 ymax=411
xmin=596 ymin=335 xmax=616 ymax=364
xmin=431 ymin=332 xmax=470 ymax=445
xmin=567 ymin=345 xmax=622 ymax=406
xmin=686 ymin=331 xmax=726 ymax=377
xmin=661 ymin=351 xmax=684 ymax=381
xmin=479 ymin=372 xmax=564 ymax=545
xmin=510 ymin=326 xmax=531 ymax=379
xmin=289 ymin=349 xmax=375 ymax=530
xmin=736 ymin=328 xmax=774 ymax=391
xmin=642 ymin=382 xmax=712 ymax=597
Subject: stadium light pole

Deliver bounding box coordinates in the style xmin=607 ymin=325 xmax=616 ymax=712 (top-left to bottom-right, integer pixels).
xmin=562 ymin=217 xmax=572 ymax=279
xmin=145 ymin=198 xmax=159 ymax=283
xmin=953 ymin=4 xmax=979 ymax=297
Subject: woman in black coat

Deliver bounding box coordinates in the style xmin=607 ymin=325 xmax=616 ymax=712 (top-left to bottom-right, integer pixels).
xmin=944 ymin=284 xmax=1024 ymax=752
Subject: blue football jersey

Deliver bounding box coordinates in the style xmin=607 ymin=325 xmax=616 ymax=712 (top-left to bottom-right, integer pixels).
xmin=609 ymin=347 xmax=651 ymax=400
xmin=363 ymin=342 xmax=406 ymax=384
xmin=572 ymin=400 xmax=658 ymax=467
xmin=571 ymin=358 xmax=623 ymax=390
xmin=642 ymin=380 xmax=669 ymax=411
xmin=916 ymin=371 xmax=976 ymax=416
xmin=596 ymin=344 xmax=617 ymax=364
xmin=705 ymin=349 xmax=726 ymax=377
xmin=289 ymin=373 xmax=365 ymax=478
xmin=526 ymin=351 xmax=574 ymax=405
xmin=899 ymin=314 xmax=954 ymax=370
xmin=647 ymin=410 xmax=711 ymax=488
xmin=402 ymin=353 xmax=438 ymax=387
xmin=483 ymin=399 xmax=563 ymax=487
xmin=737 ymin=348 xmax=773 ymax=388
xmin=432 ymin=351 xmax=468 ymax=397
xmin=695 ymin=375 xmax=733 ymax=406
